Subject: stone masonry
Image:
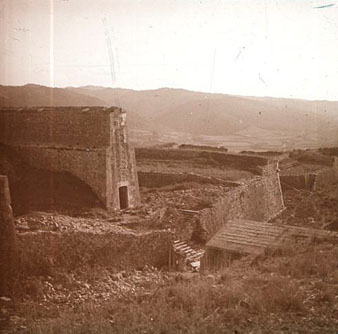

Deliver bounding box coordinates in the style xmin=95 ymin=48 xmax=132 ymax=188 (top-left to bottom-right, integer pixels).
xmin=0 ymin=107 xmax=140 ymax=210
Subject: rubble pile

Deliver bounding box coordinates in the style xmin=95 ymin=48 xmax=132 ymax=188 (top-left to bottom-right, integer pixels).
xmin=15 ymin=213 xmax=129 ymax=234
xmin=28 ymin=267 xmax=169 ymax=306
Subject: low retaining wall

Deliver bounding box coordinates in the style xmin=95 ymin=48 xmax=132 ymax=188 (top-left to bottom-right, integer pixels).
xmin=17 ymin=229 xmax=172 ymax=275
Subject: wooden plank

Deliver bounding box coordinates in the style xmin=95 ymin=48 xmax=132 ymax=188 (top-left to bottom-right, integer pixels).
xmin=206 ymin=219 xmax=338 ymax=259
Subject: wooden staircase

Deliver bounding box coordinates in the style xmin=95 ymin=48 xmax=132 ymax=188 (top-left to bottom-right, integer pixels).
xmin=172 ymin=239 xmax=205 ymax=271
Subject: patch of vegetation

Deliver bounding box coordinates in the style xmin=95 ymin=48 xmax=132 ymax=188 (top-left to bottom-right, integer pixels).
xmin=5 ymin=241 xmax=338 ymax=333
xmin=16 ymin=273 xmax=306 ymax=334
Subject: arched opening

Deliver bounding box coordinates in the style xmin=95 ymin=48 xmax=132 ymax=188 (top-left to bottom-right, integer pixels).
xmin=0 ymin=145 xmax=104 ymax=215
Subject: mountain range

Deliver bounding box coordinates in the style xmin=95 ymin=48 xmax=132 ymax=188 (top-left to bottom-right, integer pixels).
xmin=1 ymin=84 xmax=337 ymax=149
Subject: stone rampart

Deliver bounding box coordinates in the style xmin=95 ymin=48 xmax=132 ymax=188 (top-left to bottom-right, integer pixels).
xmin=0 ymin=107 xmax=140 ymax=210
xmin=199 ymin=162 xmax=284 ymax=237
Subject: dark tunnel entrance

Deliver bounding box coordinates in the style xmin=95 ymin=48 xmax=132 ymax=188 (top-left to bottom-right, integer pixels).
xmin=119 ymin=186 xmax=129 ymax=209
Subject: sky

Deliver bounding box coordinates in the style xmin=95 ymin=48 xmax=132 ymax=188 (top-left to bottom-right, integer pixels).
xmin=1 ymin=0 xmax=338 ymax=100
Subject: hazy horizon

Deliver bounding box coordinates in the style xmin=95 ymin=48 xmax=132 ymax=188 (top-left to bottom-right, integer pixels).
xmin=3 ymin=82 xmax=338 ymax=103
xmin=1 ymin=0 xmax=338 ymax=101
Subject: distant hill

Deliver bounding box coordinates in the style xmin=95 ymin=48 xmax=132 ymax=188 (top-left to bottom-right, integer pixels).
xmin=0 ymin=84 xmax=106 ymax=107
xmin=69 ymin=86 xmax=338 ymax=139
xmin=1 ymin=84 xmax=338 ymax=148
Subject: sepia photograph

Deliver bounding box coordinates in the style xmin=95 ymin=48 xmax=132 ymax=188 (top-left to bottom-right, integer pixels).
xmin=1 ymin=0 xmax=338 ymax=332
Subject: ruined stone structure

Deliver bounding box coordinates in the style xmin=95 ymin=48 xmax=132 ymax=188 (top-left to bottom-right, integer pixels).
xmin=0 ymin=107 xmax=140 ymax=210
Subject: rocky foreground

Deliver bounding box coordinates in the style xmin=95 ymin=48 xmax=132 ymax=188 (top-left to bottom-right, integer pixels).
xmin=0 ymin=180 xmax=338 ymax=333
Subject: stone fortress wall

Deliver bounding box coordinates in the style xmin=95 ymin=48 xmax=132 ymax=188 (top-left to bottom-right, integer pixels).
xmin=199 ymin=160 xmax=285 ymax=237
xmin=135 ymin=147 xmax=285 ymax=238
xmin=0 ymin=107 xmax=140 ymax=210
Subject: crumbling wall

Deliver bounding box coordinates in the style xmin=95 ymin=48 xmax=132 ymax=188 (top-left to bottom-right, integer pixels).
xmin=199 ymin=162 xmax=284 ymax=237
xmin=0 ymin=107 xmax=140 ymax=210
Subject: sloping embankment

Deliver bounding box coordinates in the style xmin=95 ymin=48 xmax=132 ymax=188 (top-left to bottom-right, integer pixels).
xmin=16 ymin=227 xmax=172 ymax=275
